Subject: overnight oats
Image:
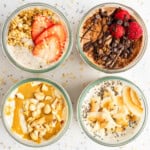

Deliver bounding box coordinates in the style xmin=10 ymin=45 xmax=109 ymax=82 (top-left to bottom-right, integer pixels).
xmin=2 ymin=3 xmax=72 ymax=73
xmin=77 ymin=3 xmax=147 ymax=73
xmin=77 ymin=77 xmax=147 ymax=146
xmin=2 ymin=78 xmax=72 ymax=147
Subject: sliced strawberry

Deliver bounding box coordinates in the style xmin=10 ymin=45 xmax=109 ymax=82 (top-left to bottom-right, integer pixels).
xmin=32 ymin=35 xmax=62 ymax=63
xmin=31 ymin=15 xmax=54 ymax=41
xmin=34 ymin=23 xmax=67 ymax=48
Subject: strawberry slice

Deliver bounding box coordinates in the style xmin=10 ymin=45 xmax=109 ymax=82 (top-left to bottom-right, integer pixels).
xmin=34 ymin=24 xmax=67 ymax=48
xmin=32 ymin=35 xmax=62 ymax=63
xmin=31 ymin=15 xmax=54 ymax=41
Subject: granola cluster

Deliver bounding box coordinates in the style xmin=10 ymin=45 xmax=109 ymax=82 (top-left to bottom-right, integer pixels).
xmin=7 ymin=8 xmax=54 ymax=51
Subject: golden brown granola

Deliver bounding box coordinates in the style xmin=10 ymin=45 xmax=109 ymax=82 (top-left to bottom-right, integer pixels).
xmin=7 ymin=8 xmax=54 ymax=51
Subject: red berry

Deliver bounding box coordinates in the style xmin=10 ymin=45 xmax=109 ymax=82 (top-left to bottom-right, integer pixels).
xmin=127 ymin=22 xmax=143 ymax=40
xmin=109 ymin=24 xmax=124 ymax=39
xmin=33 ymin=35 xmax=62 ymax=63
xmin=31 ymin=15 xmax=54 ymax=41
xmin=114 ymin=9 xmax=130 ymax=21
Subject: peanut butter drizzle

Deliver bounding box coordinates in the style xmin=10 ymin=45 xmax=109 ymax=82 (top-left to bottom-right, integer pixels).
xmin=11 ymin=98 xmax=24 ymax=135
xmin=9 ymin=82 xmax=66 ymax=143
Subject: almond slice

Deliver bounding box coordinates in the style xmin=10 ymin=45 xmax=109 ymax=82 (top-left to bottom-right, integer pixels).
xmin=122 ymin=86 xmax=143 ymax=117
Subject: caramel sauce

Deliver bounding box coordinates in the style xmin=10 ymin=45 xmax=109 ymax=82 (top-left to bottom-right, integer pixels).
xmin=6 ymin=82 xmax=67 ymax=143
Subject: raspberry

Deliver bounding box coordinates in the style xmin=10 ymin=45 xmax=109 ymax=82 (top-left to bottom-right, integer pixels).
xmin=127 ymin=22 xmax=143 ymax=40
xmin=114 ymin=9 xmax=130 ymax=21
xmin=109 ymin=24 xmax=124 ymax=39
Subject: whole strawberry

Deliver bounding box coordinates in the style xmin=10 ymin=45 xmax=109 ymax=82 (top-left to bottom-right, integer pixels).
xmin=114 ymin=9 xmax=130 ymax=21
xmin=109 ymin=24 xmax=124 ymax=39
xmin=127 ymin=21 xmax=143 ymax=40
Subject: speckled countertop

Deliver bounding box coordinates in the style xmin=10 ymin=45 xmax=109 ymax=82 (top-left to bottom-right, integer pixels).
xmin=0 ymin=0 xmax=150 ymax=150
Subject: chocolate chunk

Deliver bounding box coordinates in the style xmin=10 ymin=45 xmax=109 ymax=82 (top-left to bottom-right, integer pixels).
xmin=121 ymin=48 xmax=132 ymax=59
xmin=125 ymin=40 xmax=131 ymax=48
xmin=110 ymin=53 xmax=116 ymax=59
xmin=99 ymin=9 xmax=102 ymax=15
xmin=102 ymin=56 xmax=108 ymax=61
xmin=118 ymin=44 xmax=124 ymax=50
xmin=121 ymin=51 xmax=128 ymax=59
xmin=121 ymin=50 xmax=129 ymax=59
xmin=112 ymin=47 xmax=118 ymax=53
xmin=103 ymin=31 xmax=110 ymax=38
xmin=93 ymin=42 xmax=99 ymax=48
xmin=123 ymin=52 xmax=128 ymax=59
xmin=112 ymin=42 xmax=118 ymax=48
xmin=83 ymin=41 xmax=94 ymax=52
xmin=101 ymin=11 xmax=107 ymax=17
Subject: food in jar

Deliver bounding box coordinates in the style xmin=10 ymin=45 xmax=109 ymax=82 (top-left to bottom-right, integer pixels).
xmin=79 ymin=4 xmax=145 ymax=70
xmin=80 ymin=79 xmax=145 ymax=144
xmin=6 ymin=6 xmax=68 ymax=70
xmin=3 ymin=81 xmax=68 ymax=144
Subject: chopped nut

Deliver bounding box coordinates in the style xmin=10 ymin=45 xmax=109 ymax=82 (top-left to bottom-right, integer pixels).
xmin=41 ymin=84 xmax=48 ymax=91
xmin=51 ymin=98 xmax=58 ymax=109
xmin=30 ymin=98 xmax=38 ymax=104
xmin=32 ymin=109 xmax=41 ymax=118
xmin=31 ymin=117 xmax=45 ymax=127
xmin=27 ymin=117 xmax=34 ymax=123
xmin=29 ymin=103 xmax=36 ymax=111
xmin=23 ymin=101 xmax=29 ymax=111
xmin=16 ymin=93 xmax=24 ymax=99
xmin=55 ymin=114 xmax=62 ymax=122
xmin=44 ymin=124 xmax=51 ymax=132
xmin=44 ymin=104 xmax=51 ymax=114
xmin=27 ymin=124 xmax=33 ymax=133
xmin=54 ymin=90 xmax=61 ymax=98
xmin=39 ymin=128 xmax=47 ymax=137
xmin=34 ymin=92 xmax=45 ymax=101
xmin=30 ymin=130 xmax=38 ymax=141
xmin=37 ymin=102 xmax=45 ymax=110
xmin=51 ymin=119 xmax=57 ymax=127
xmin=45 ymin=96 xmax=53 ymax=101
xmin=31 ymin=82 xmax=41 ymax=87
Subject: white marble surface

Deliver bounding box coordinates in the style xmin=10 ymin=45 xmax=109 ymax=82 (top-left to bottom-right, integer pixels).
xmin=0 ymin=0 xmax=150 ymax=149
